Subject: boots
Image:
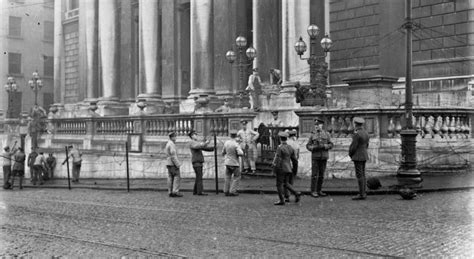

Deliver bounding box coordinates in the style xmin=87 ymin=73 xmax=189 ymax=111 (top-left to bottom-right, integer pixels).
xmin=316 ymin=178 xmax=327 ymax=197
xmin=352 ymin=177 xmax=367 ymax=200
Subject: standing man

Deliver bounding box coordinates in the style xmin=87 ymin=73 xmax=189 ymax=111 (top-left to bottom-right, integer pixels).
xmin=46 ymin=153 xmax=57 ymax=179
xmin=165 ymin=132 xmax=182 ymax=197
xmin=237 ymin=120 xmax=259 ymax=175
xmin=246 ymin=68 xmax=262 ymax=111
xmin=63 ymin=145 xmax=82 ymax=183
xmin=2 ymin=142 xmax=17 ymax=189
xmin=188 ymin=130 xmax=214 ymax=196
xmin=32 ymin=150 xmax=46 ymax=185
xmin=284 ymin=130 xmax=300 ymax=202
xmin=306 ymin=118 xmax=334 ymax=198
xmin=222 ymin=130 xmax=244 ymax=196
xmin=349 ymin=117 xmax=370 ymax=200
xmin=11 ymin=147 xmax=25 ymax=189
xmin=273 ymin=132 xmax=301 ymax=205
xmin=27 ymin=147 xmax=38 ymax=184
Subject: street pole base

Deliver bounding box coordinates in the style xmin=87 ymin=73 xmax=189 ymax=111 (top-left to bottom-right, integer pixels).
xmin=397 ymin=168 xmax=422 ymax=188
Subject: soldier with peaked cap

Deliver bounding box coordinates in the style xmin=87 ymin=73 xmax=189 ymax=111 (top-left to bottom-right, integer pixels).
xmin=306 ymin=117 xmax=334 ymax=198
xmin=237 ymin=119 xmax=259 ymax=175
xmin=188 ymin=130 xmax=214 ymax=196
xmin=222 ymin=130 xmax=244 ymax=196
xmin=165 ymin=132 xmax=183 ymax=197
xmin=273 ymin=131 xmax=301 ymax=205
xmin=349 ymin=117 xmax=370 ymax=200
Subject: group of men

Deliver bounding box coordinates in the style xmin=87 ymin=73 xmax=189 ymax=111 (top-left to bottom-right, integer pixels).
xmin=164 ymin=115 xmax=369 ymax=204
xmin=2 ymin=144 xmax=57 ymax=189
xmin=2 ymin=144 xmax=83 ymax=189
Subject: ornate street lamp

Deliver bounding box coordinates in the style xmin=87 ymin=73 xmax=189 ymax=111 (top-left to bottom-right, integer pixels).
xmin=28 ymin=71 xmax=43 ymax=106
xmin=225 ymin=36 xmax=257 ymax=105
xmin=4 ymin=76 xmax=18 ymax=118
xmin=294 ymin=24 xmax=332 ymax=106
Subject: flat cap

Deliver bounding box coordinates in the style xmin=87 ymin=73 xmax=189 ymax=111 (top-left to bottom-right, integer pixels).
xmin=240 ymin=119 xmax=248 ymax=125
xmin=271 ymin=110 xmax=279 ymax=115
xmin=353 ymin=117 xmax=365 ymax=124
xmin=314 ymin=117 xmax=325 ymax=124
xmin=278 ymin=131 xmax=289 ymax=138
xmin=168 ymin=132 xmax=177 ymax=138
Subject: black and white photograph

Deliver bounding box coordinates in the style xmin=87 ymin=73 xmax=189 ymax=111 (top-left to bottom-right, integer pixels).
xmin=0 ymin=0 xmax=473 ymax=257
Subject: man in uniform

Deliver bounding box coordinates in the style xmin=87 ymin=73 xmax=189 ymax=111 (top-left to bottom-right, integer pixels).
xmin=284 ymin=130 xmax=300 ymax=202
xmin=27 ymin=147 xmax=38 ymax=184
xmin=11 ymin=147 xmax=25 ymax=189
xmin=349 ymin=117 xmax=370 ymax=200
xmin=166 ymin=132 xmax=182 ymax=197
xmin=222 ymin=130 xmax=244 ymax=196
xmin=62 ymin=145 xmax=82 ymax=183
xmin=273 ymin=131 xmax=301 ymax=205
xmin=306 ymin=118 xmax=333 ymax=198
xmin=188 ymin=130 xmax=214 ymax=196
xmin=237 ymin=120 xmax=259 ymax=175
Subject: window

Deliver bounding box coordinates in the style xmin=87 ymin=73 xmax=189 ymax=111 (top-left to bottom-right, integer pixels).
xmin=9 ymin=16 xmax=21 ymax=37
xmin=44 ymin=56 xmax=54 ymax=77
xmin=8 ymin=53 xmax=22 ymax=75
xmin=44 ymin=21 xmax=54 ymax=41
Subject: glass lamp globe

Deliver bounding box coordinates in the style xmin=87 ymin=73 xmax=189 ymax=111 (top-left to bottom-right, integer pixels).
xmin=307 ymin=24 xmax=320 ymax=38
xmin=246 ymin=47 xmax=257 ymax=59
xmin=321 ymin=35 xmax=333 ymax=52
xmin=235 ymin=36 xmax=247 ymax=48
xmin=225 ymin=50 xmax=237 ymax=63
xmin=294 ymin=37 xmax=307 ymax=56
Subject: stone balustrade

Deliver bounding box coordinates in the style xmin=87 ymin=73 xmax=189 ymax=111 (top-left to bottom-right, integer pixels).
xmin=49 ymin=112 xmax=256 ymax=137
xmin=296 ymin=107 xmax=473 ymax=139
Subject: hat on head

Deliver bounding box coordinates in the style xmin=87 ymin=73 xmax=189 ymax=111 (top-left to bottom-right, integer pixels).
xmin=278 ymin=131 xmax=289 ymax=138
xmin=229 ymin=129 xmax=238 ymax=137
xmin=288 ymin=130 xmax=297 ymax=136
xmin=3 ymin=146 xmax=9 ymax=151
xmin=314 ymin=117 xmax=325 ymax=124
xmin=271 ymin=110 xmax=279 ymax=115
xmin=240 ymin=119 xmax=248 ymax=125
xmin=354 ymin=117 xmax=365 ymax=124
xmin=188 ymin=130 xmax=197 ymax=138
xmin=168 ymin=132 xmax=177 ymax=138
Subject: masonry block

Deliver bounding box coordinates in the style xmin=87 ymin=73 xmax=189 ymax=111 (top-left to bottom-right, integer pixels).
xmin=432 ymin=2 xmax=455 ymax=15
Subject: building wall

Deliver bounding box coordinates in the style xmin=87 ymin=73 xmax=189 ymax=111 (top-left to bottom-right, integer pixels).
xmin=0 ymin=0 xmax=55 ymax=117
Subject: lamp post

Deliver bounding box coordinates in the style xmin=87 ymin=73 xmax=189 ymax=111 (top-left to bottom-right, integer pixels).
xmin=4 ymin=76 xmax=18 ymax=118
xmin=397 ymin=0 xmax=421 ymax=185
xmin=294 ymin=24 xmax=332 ymax=106
xmin=28 ymin=71 xmax=43 ymax=106
xmin=225 ymin=36 xmax=257 ymax=106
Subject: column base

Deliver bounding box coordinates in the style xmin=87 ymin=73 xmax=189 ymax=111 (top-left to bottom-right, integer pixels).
xmin=97 ymin=100 xmax=130 ymax=116
xmin=131 ymin=95 xmax=165 ymax=115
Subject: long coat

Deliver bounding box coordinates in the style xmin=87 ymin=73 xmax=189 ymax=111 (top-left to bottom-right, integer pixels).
xmin=273 ymin=143 xmax=298 ymax=174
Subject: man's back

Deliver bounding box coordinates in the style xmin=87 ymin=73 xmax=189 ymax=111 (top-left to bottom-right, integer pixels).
xmin=273 ymin=143 xmax=297 ymax=173
xmin=223 ymin=139 xmax=243 ymax=167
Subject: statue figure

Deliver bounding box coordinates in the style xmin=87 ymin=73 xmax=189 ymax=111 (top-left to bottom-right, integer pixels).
xmin=246 ymin=68 xmax=262 ymax=111
xmin=28 ymin=105 xmax=48 ymax=148
xmin=215 ymin=99 xmax=231 ymax=113
xmin=270 ymin=68 xmax=282 ymax=85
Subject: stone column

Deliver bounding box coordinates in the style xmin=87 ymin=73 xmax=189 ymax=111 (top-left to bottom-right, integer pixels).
xmin=138 ymin=0 xmax=164 ymax=113
xmin=281 ymin=0 xmax=310 ymax=88
xmin=253 ymin=0 xmax=280 ymax=84
xmin=99 ymin=0 xmax=120 ymax=101
xmin=53 ymin=0 xmax=64 ymax=113
xmin=189 ymin=0 xmax=214 ymax=97
xmin=84 ymin=0 xmax=99 ymax=101
xmin=97 ymin=0 xmax=128 ymax=115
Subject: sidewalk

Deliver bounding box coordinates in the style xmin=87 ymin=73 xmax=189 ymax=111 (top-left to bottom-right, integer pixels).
xmin=15 ymin=172 xmax=474 ymax=195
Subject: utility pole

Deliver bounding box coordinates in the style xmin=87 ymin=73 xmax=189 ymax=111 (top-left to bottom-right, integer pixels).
xmin=397 ymin=0 xmax=422 ymax=186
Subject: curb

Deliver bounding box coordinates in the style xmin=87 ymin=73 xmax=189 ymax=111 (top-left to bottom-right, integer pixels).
xmin=19 ymin=185 xmax=474 ymax=195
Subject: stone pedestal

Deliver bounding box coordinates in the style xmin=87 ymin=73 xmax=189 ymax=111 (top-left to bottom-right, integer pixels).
xmin=96 ymin=101 xmax=129 ymax=116
xmin=343 ymin=76 xmax=398 ymax=108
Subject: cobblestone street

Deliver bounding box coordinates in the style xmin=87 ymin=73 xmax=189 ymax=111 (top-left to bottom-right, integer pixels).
xmin=0 ymin=189 xmax=473 ymax=257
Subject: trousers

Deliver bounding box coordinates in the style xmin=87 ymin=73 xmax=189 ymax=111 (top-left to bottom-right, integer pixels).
xmin=224 ymin=166 xmax=241 ymax=194
xmin=241 ymin=143 xmax=257 ymax=171
xmin=276 ymin=170 xmax=298 ymax=202
xmin=193 ymin=164 xmax=204 ymax=195
xmin=354 ymin=161 xmax=367 ymax=197
xmin=167 ymin=165 xmax=181 ymax=194
xmin=3 ymin=165 xmax=11 ymax=187
xmin=311 ymin=159 xmax=327 ymax=193
xmin=72 ymin=162 xmax=81 ymax=181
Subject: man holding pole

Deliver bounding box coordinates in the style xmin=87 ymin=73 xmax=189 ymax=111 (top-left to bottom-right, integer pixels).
xmin=188 ymin=130 xmax=214 ymax=196
xmin=62 ymin=145 xmax=82 ymax=183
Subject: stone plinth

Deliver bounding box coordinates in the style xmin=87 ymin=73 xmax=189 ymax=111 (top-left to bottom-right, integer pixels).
xmin=343 ymin=76 xmax=398 ymax=108
xmin=97 ymin=101 xmax=129 ymax=116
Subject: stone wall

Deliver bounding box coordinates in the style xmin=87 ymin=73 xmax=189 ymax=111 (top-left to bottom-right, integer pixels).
xmin=63 ymin=21 xmax=80 ymax=103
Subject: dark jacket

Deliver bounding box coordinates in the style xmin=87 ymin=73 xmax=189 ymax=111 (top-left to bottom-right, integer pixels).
xmin=190 ymin=140 xmax=214 ymax=165
xmin=27 ymin=151 xmax=38 ymax=167
xmin=349 ymin=128 xmax=370 ymax=162
xmin=12 ymin=152 xmax=26 ymax=171
xmin=306 ymin=130 xmax=333 ymax=159
xmin=272 ymin=142 xmax=298 ymax=174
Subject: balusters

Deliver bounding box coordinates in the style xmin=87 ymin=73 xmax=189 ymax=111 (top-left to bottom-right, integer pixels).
xmin=455 ymin=116 xmax=462 ymax=138
xmin=414 ymin=115 xmax=422 ymax=137
xmin=422 ymin=115 xmax=431 ymax=138
xmin=340 ymin=116 xmax=348 ymax=137
xmin=346 ymin=116 xmax=354 ymax=136
xmin=432 ymin=115 xmax=440 ymax=137
xmin=326 ymin=116 xmax=333 ymax=137
xmin=440 ymin=116 xmax=449 ymax=138
xmin=387 ymin=116 xmax=396 ymax=138
xmin=222 ymin=118 xmax=228 ymax=136
xmin=333 ymin=116 xmax=340 ymax=137
xmin=394 ymin=116 xmax=402 ymax=137
xmin=448 ymin=116 xmax=456 ymax=138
